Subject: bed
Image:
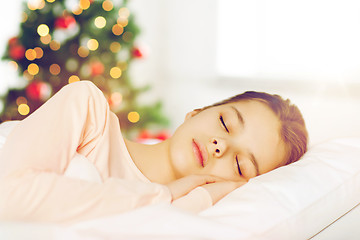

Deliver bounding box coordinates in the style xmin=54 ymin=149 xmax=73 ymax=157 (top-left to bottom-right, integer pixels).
xmin=1 ymin=120 xmax=360 ymax=240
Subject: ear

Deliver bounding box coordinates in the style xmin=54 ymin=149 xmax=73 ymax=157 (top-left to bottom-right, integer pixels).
xmin=185 ymin=109 xmax=201 ymax=121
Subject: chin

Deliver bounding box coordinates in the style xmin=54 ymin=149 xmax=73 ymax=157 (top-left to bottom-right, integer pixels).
xmin=169 ymin=142 xmax=194 ymax=178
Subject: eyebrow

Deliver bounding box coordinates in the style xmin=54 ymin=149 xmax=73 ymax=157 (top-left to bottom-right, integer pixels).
xmin=231 ymin=106 xmax=244 ymax=125
xmin=249 ymin=152 xmax=260 ymax=176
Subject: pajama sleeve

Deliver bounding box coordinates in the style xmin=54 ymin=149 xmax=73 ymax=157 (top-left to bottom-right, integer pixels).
xmin=0 ymin=81 xmax=171 ymax=223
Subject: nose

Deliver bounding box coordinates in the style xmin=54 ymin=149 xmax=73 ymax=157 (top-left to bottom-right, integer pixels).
xmin=211 ymin=137 xmax=228 ymax=158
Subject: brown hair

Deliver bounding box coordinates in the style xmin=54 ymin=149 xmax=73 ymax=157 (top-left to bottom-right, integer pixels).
xmin=200 ymin=91 xmax=308 ymax=166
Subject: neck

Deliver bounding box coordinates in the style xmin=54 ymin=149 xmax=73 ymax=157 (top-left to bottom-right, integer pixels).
xmin=124 ymin=138 xmax=176 ymax=184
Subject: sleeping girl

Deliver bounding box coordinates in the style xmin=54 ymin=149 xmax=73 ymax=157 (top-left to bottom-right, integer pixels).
xmin=0 ymin=80 xmax=308 ymax=223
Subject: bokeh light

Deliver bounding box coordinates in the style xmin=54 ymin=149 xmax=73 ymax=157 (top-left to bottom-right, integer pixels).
xmin=87 ymin=39 xmax=99 ymax=51
xmin=66 ymin=59 xmax=78 ymax=72
xmin=72 ymin=8 xmax=83 ymax=15
xmin=25 ymin=49 xmax=36 ymax=61
xmin=102 ymin=0 xmax=113 ymax=11
xmin=21 ymin=12 xmax=28 ymax=23
xmin=49 ymin=40 xmax=61 ymax=51
xmin=49 ymin=64 xmax=61 ymax=75
xmin=18 ymin=104 xmax=30 ymax=116
xmin=112 ymin=24 xmax=124 ymax=36
xmin=16 ymin=96 xmax=27 ymax=106
xmin=23 ymin=70 xmax=34 ymax=81
xmin=79 ymin=0 xmax=91 ymax=10
xmin=118 ymin=7 xmax=130 ymax=18
xmin=110 ymin=42 xmax=121 ymax=53
xmin=128 ymin=111 xmax=140 ymax=123
xmin=78 ymin=46 xmax=90 ymax=58
xmin=94 ymin=16 xmax=106 ymax=28
xmin=68 ymin=75 xmax=80 ymax=84
xmin=34 ymin=47 xmax=44 ymax=59
xmin=9 ymin=61 xmax=18 ymax=71
xmin=122 ymin=32 xmax=133 ymax=42
xmin=27 ymin=0 xmax=44 ymax=10
xmin=37 ymin=24 xmax=49 ymax=37
xmin=111 ymin=92 xmax=122 ymax=106
xmin=110 ymin=67 xmax=122 ymax=78
xmin=117 ymin=18 xmax=128 ymax=27
xmin=40 ymin=34 xmax=52 ymax=44
xmin=27 ymin=63 xmax=39 ymax=75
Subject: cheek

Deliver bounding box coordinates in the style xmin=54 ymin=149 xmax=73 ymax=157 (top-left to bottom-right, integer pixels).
xmin=207 ymin=159 xmax=238 ymax=180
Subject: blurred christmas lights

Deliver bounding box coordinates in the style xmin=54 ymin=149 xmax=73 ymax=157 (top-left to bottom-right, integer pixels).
xmin=111 ymin=92 xmax=122 ymax=106
xmin=40 ymin=34 xmax=52 ymax=44
xmin=25 ymin=49 xmax=36 ymax=61
xmin=34 ymin=47 xmax=44 ymax=59
xmin=87 ymin=39 xmax=99 ymax=51
xmin=102 ymin=0 xmax=113 ymax=11
xmin=110 ymin=67 xmax=122 ymax=78
xmin=18 ymin=104 xmax=30 ymax=116
xmin=94 ymin=16 xmax=106 ymax=29
xmin=128 ymin=111 xmax=140 ymax=123
xmin=49 ymin=40 xmax=61 ymax=51
xmin=112 ymin=24 xmax=123 ymax=36
xmin=110 ymin=42 xmax=121 ymax=53
xmin=68 ymin=75 xmax=80 ymax=84
xmin=78 ymin=46 xmax=89 ymax=58
xmin=118 ymin=8 xmax=130 ymax=18
xmin=2 ymin=0 xmax=168 ymax=133
xmin=16 ymin=97 xmax=27 ymax=106
xmin=37 ymin=24 xmax=50 ymax=37
xmin=27 ymin=63 xmax=39 ymax=75
xmin=65 ymin=59 xmax=78 ymax=72
xmin=49 ymin=64 xmax=61 ymax=75
xmin=79 ymin=0 xmax=91 ymax=10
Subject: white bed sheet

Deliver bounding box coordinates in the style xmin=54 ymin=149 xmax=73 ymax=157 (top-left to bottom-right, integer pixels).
xmin=311 ymin=202 xmax=360 ymax=239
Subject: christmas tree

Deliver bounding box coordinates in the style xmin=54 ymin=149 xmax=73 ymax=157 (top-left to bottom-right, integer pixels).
xmin=1 ymin=0 xmax=168 ymax=137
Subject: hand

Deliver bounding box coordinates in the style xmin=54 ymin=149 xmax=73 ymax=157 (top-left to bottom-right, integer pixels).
xmin=201 ymin=180 xmax=247 ymax=204
xmin=166 ymin=174 xmax=226 ymax=201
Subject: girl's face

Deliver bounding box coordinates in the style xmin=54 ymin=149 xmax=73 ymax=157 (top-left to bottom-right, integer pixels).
xmin=168 ymin=100 xmax=286 ymax=181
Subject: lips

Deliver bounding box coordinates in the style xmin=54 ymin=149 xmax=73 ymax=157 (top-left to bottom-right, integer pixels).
xmin=192 ymin=139 xmax=207 ymax=167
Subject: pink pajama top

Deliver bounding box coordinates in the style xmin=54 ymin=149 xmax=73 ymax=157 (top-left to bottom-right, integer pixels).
xmin=0 ymin=81 xmax=212 ymax=223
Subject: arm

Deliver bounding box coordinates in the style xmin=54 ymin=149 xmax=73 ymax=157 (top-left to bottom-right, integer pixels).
xmin=0 ymin=81 xmax=171 ymax=223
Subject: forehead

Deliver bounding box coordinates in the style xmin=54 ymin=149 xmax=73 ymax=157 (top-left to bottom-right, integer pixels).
xmin=227 ymin=100 xmax=285 ymax=173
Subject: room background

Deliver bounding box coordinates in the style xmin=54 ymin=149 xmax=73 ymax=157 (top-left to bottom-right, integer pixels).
xmin=1 ymin=0 xmax=360 ymax=144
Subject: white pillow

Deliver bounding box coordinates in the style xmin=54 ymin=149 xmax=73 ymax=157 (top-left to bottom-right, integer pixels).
xmin=200 ymin=137 xmax=360 ymax=239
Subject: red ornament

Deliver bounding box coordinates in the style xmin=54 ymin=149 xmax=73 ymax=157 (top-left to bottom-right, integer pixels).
xmin=9 ymin=45 xmax=25 ymax=60
xmin=132 ymin=47 xmax=144 ymax=58
xmin=8 ymin=37 xmax=19 ymax=46
xmin=26 ymin=81 xmax=52 ymax=101
xmin=137 ymin=130 xmax=152 ymax=140
xmin=155 ymin=130 xmax=171 ymax=141
xmin=137 ymin=129 xmax=171 ymax=142
xmin=90 ymin=61 xmax=105 ymax=76
xmin=54 ymin=15 xmax=76 ymax=29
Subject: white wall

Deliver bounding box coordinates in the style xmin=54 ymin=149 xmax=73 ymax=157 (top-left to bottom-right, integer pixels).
xmin=129 ymin=0 xmax=360 ymax=145
xmin=0 ymin=0 xmax=24 ymax=98
xmin=2 ymin=0 xmax=360 ymax=144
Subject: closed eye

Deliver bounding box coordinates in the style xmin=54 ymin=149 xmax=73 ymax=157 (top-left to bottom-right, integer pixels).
xmin=220 ymin=115 xmax=229 ymax=133
xmin=236 ymin=156 xmax=242 ymax=176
